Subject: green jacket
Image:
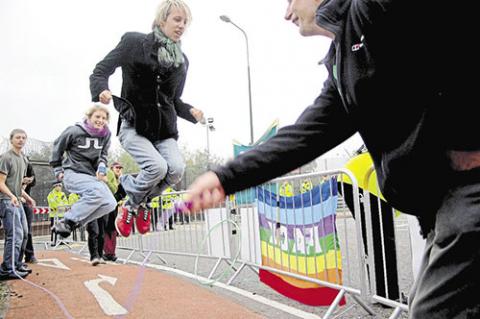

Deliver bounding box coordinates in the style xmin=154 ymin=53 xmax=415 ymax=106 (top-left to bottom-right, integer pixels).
xmin=47 ymin=189 xmax=68 ymax=217
xmin=68 ymin=193 xmax=80 ymax=206
xmin=105 ymin=169 xmax=118 ymax=195
xmin=150 ymin=196 xmax=160 ymax=209
xmin=279 ymin=182 xmax=293 ymax=197
xmin=161 ymin=187 xmax=177 ymax=209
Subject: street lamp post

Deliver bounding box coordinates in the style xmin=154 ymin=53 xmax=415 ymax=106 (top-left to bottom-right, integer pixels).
xmin=220 ymin=15 xmax=254 ymax=145
xmin=205 ymin=117 xmax=215 ymax=170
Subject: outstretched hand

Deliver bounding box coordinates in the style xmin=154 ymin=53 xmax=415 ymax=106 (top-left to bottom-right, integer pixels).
xmin=99 ymin=90 xmax=112 ymax=104
xmin=190 ymin=107 xmax=205 ymax=124
xmin=184 ymin=171 xmax=226 ymax=212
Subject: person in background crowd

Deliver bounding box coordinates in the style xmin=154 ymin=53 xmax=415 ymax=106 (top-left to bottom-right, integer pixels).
xmin=160 ymin=186 xmax=177 ymax=230
xmin=49 ymin=104 xmax=117 ymax=238
xmin=89 ymin=0 xmax=204 ymax=238
xmin=0 ymin=129 xmax=35 ymax=280
xmin=47 ymin=181 xmax=68 ymax=246
xmin=67 ymin=192 xmax=81 ymax=241
xmin=300 ymin=179 xmax=313 ymax=194
xmin=68 ymin=192 xmax=80 ymax=205
xmin=184 ymin=0 xmax=475 ymax=317
xmin=86 ymin=215 xmax=107 ymax=266
xmin=278 ymin=181 xmax=293 ymax=197
xmin=103 ymin=162 xmax=126 ymax=262
xmin=20 ymin=160 xmax=37 ymax=264
xmin=149 ymin=194 xmax=161 ymax=231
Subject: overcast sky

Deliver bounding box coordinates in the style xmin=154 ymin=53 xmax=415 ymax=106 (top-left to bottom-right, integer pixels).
xmin=0 ymin=0 xmax=362 ymax=160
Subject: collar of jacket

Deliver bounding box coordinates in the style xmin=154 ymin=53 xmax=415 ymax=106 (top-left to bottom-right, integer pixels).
xmin=143 ymin=32 xmax=161 ymax=59
xmin=315 ymin=0 xmax=350 ymax=65
xmin=315 ymin=0 xmax=350 ymax=38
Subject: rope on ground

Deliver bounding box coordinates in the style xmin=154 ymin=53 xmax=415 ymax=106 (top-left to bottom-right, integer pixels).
xmin=11 ymin=205 xmax=74 ymax=319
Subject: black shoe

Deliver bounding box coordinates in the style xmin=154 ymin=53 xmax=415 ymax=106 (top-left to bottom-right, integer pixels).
xmin=17 ymin=265 xmax=32 ymax=274
xmin=52 ymin=219 xmax=73 ymax=238
xmin=25 ymin=256 xmax=38 ymax=264
xmin=91 ymin=258 xmax=101 ymax=266
xmin=0 ymin=270 xmax=29 ymax=280
xmin=103 ymin=255 xmax=118 ymax=262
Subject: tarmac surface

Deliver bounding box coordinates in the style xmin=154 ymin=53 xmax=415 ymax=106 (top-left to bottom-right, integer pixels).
xmin=0 ymin=212 xmax=414 ymax=319
xmin=1 ymin=250 xmax=264 ymax=319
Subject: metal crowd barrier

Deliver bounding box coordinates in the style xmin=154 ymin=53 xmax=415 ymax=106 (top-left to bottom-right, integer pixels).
xmin=0 ymin=168 xmax=417 ymax=318
xmin=361 ymin=167 xmax=419 ymax=318
xmin=113 ymin=169 xmax=402 ymax=318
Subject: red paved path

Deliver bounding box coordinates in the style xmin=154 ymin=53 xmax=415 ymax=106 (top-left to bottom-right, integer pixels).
xmin=3 ymin=250 xmax=264 ymax=319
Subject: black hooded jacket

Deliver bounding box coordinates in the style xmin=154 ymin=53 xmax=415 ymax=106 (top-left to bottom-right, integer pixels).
xmin=212 ymin=0 xmax=476 ymax=217
xmin=90 ymin=32 xmax=198 ymax=142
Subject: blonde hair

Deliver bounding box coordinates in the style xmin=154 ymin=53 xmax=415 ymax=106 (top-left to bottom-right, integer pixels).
xmin=152 ymin=0 xmax=192 ymax=29
xmin=85 ymin=103 xmax=110 ymax=122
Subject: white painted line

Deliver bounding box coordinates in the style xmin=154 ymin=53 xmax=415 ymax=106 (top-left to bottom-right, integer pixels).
xmin=71 ymin=257 xmax=91 ymax=264
xmin=84 ymin=274 xmax=128 ymax=316
xmin=70 ymin=257 xmax=119 ymax=266
xmin=37 ymin=258 xmax=70 ymax=270
xmin=123 ymin=259 xmax=321 ymax=319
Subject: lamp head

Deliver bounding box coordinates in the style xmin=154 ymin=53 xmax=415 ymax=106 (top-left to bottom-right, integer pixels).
xmin=219 ymin=15 xmax=231 ymax=23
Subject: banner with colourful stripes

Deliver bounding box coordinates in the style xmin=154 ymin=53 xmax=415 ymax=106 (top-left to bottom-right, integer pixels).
xmin=233 ymin=120 xmax=278 ymax=205
xmin=256 ymin=178 xmax=346 ymax=306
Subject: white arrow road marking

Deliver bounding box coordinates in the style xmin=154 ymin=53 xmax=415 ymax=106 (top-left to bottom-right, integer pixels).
xmin=84 ymin=274 xmax=127 ymax=316
xmin=37 ymin=258 xmax=70 ymax=270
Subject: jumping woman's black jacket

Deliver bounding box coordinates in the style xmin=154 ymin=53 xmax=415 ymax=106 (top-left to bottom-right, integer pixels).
xmin=90 ymin=32 xmax=197 ymax=142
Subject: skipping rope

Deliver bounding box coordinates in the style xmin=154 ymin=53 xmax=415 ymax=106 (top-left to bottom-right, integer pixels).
xmin=174 ymin=200 xmax=242 ymax=286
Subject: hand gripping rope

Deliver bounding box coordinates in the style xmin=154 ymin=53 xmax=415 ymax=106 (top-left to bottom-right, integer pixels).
xmin=174 ymin=200 xmax=242 ymax=286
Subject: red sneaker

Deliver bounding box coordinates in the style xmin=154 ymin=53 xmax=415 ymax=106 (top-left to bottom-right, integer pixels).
xmin=135 ymin=206 xmax=151 ymax=235
xmin=115 ymin=206 xmax=133 ymax=237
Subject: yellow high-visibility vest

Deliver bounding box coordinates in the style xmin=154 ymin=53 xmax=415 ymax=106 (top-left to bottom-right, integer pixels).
xmin=279 ymin=182 xmax=293 ymax=197
xmin=47 ymin=189 xmax=68 ymax=218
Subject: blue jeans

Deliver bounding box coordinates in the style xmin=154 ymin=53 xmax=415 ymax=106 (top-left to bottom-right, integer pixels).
xmin=118 ymin=121 xmax=185 ymax=208
xmin=63 ymin=170 xmax=117 ymax=227
xmin=0 ymin=200 xmax=27 ymax=274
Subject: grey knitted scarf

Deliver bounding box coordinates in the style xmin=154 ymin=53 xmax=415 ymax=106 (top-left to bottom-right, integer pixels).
xmin=153 ymin=26 xmax=185 ymax=68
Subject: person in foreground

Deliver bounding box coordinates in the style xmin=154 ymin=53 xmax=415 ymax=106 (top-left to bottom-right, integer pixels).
xmin=19 ymin=161 xmax=37 ymax=264
xmin=89 ymin=0 xmax=204 ymax=238
xmin=50 ymin=104 xmax=117 ymax=238
xmin=185 ymin=0 xmax=475 ymax=318
xmin=0 ymin=129 xmax=35 ymax=279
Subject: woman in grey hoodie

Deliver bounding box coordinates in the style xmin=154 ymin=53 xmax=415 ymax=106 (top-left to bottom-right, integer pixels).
xmin=49 ymin=104 xmax=117 ymax=237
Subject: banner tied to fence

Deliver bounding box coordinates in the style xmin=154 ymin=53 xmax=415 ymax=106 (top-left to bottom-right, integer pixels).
xmin=256 ymin=178 xmax=346 ymax=306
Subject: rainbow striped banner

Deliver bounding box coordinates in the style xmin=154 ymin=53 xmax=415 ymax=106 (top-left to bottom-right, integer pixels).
xmin=256 ymin=178 xmax=346 ymax=306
